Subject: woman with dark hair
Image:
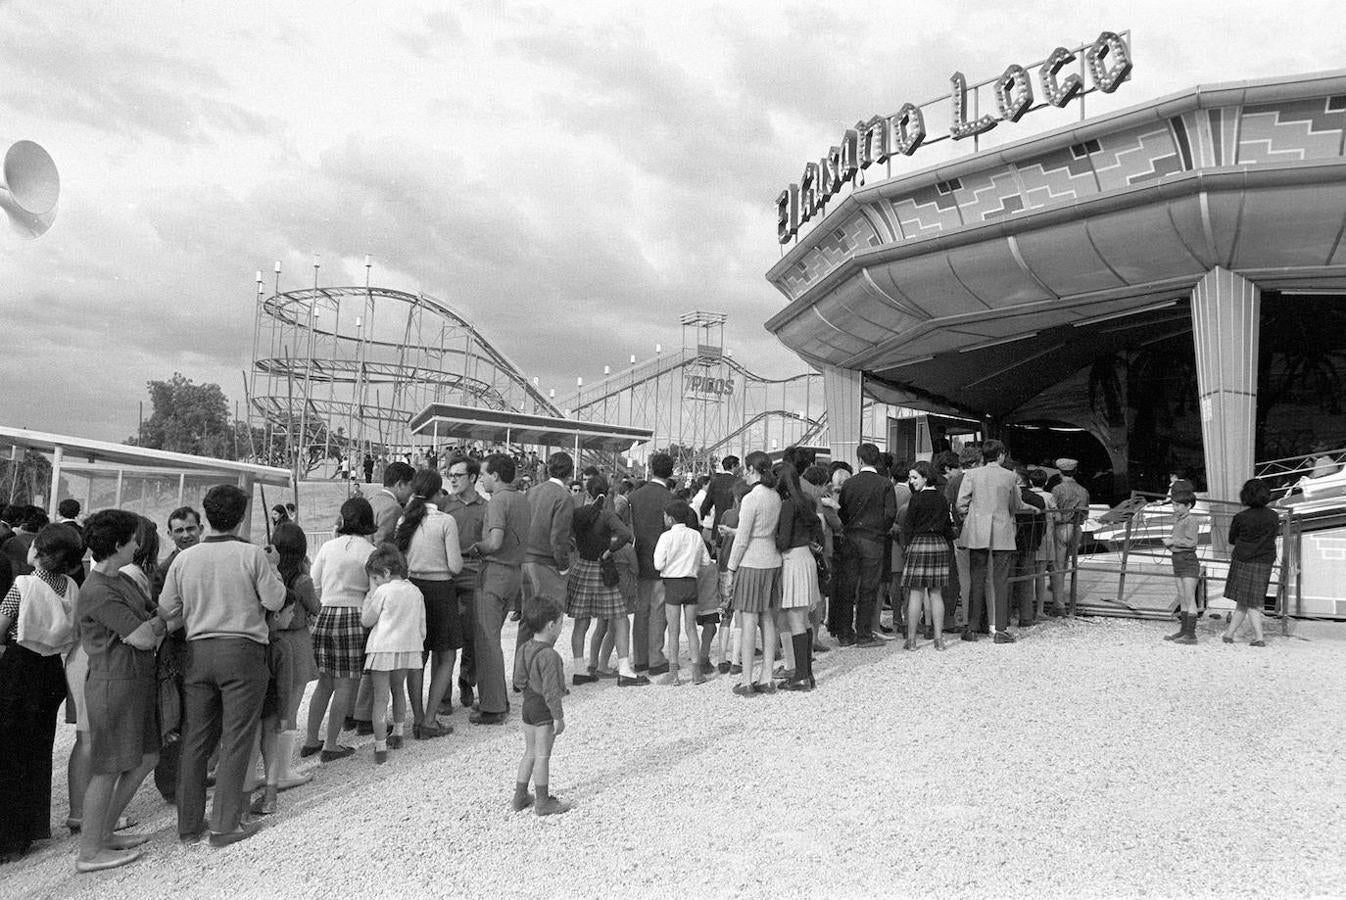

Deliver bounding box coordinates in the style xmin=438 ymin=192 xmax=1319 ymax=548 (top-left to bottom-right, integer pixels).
xmin=1221 ymin=479 xmax=1279 ymax=647
xmin=773 ymin=462 xmax=821 ymax=691
xmin=75 ymin=510 xmax=162 ymax=872
xmin=901 ymin=460 xmax=953 ymax=651
xmin=725 ymin=450 xmax=783 ymax=696
xmin=566 ymin=475 xmax=642 ymax=686
xmin=270 ymin=504 xmax=290 ymax=528
xmin=303 ymin=498 xmax=378 ymax=761
xmin=394 ymin=468 xmax=463 ymax=739
xmin=0 ymin=523 xmax=82 ymax=861
xmin=67 ymin=515 xmax=156 ymax=837
xmin=252 ymin=522 xmax=320 ymax=813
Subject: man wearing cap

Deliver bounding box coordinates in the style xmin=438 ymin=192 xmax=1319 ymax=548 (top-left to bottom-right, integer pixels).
xmin=1050 ymin=459 xmax=1090 ymax=614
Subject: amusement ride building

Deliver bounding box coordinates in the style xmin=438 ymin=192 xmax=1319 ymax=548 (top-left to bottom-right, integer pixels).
xmin=765 ymin=32 xmax=1346 ymax=509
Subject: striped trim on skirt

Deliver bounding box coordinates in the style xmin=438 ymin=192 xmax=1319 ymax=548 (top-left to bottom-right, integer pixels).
xmin=900 ymin=534 xmax=951 ymax=590
xmin=566 ymin=558 xmax=628 ymax=619
xmin=780 ymin=546 xmax=821 ymax=609
xmin=312 ymin=607 xmax=367 ymax=679
xmin=731 ymin=564 xmax=782 ymax=614
xmin=1224 ymin=558 xmax=1274 ymax=610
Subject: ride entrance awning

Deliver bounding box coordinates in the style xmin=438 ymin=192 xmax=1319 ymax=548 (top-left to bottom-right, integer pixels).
xmin=408 ymin=403 xmax=652 ymax=452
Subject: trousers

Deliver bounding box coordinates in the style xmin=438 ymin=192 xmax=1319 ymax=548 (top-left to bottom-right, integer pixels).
xmin=968 ymin=549 xmax=1013 ymax=634
xmin=632 ymin=578 xmax=666 ymax=668
xmin=475 ymin=562 xmax=521 ymax=716
xmin=177 ymin=638 xmax=268 ymax=837
xmin=832 ymin=539 xmax=883 ymax=640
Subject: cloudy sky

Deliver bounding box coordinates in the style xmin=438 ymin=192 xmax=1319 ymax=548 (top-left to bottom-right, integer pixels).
xmin=1 ymin=0 xmax=1343 ymax=442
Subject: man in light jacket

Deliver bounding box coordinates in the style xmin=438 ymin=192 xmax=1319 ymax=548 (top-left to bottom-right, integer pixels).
xmin=956 ymin=440 xmax=1042 ymax=644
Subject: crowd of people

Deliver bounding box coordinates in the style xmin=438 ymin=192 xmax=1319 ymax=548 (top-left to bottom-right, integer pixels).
xmin=0 ymin=435 xmax=1281 ymax=871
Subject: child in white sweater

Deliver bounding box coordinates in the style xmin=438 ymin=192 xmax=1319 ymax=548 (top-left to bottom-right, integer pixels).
xmin=653 ymin=501 xmax=713 ymax=685
xmin=360 ymin=544 xmax=426 ymax=764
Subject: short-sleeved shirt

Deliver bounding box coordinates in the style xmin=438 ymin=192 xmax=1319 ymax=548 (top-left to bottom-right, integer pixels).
xmin=444 ymin=490 xmax=488 ymax=579
xmin=80 ymin=569 xmax=156 ymax=680
xmin=1051 ymin=479 xmax=1091 ymax=526
xmin=483 ymin=483 xmax=530 ymax=568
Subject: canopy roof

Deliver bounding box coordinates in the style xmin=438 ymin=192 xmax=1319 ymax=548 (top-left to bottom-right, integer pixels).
xmin=765 ymin=69 xmax=1346 ymax=418
xmin=0 ymin=425 xmax=293 ymax=487
xmin=408 ymin=404 xmax=652 ymax=452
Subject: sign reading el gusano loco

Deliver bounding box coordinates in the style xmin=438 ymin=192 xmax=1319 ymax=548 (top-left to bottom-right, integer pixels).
xmin=776 ymin=30 xmax=1133 ymax=244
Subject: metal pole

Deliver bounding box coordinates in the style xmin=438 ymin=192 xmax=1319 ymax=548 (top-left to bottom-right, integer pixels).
xmin=47 ymin=445 xmax=63 ymax=518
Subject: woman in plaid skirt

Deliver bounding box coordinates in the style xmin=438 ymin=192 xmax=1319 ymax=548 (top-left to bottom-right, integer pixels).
xmin=302 ymin=498 xmax=378 ymax=762
xmin=567 ymin=476 xmax=647 ymax=687
xmin=899 ymin=461 xmax=953 ymax=651
xmin=1221 ymin=479 xmax=1279 ymax=647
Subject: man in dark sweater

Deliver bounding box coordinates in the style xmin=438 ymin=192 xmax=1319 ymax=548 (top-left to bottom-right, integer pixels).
xmin=628 ymin=452 xmax=676 ymax=673
xmin=834 ymin=443 xmax=897 ymax=646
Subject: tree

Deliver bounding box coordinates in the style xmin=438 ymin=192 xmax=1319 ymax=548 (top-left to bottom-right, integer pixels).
xmin=129 ymin=373 xmax=234 ymax=459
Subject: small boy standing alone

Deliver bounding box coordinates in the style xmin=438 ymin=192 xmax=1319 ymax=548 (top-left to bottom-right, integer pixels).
xmin=653 ymin=501 xmax=713 ymax=686
xmin=511 ymin=595 xmax=571 ymax=816
xmin=1162 ymin=491 xmax=1201 ymax=645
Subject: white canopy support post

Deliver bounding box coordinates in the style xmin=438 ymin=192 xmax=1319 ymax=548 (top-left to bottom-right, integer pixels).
xmin=48 ymin=444 xmax=64 ymax=518
xmin=238 ymin=473 xmax=253 ymax=540
xmin=177 ymin=473 xmax=186 ymax=506
xmin=114 ymin=469 xmax=124 ymax=509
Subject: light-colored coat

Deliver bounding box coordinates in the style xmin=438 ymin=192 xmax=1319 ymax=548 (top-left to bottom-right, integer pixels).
xmin=956 ymin=463 xmax=1028 ymax=551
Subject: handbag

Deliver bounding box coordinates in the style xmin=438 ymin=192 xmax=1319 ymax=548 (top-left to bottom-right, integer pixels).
xmin=599 ymin=554 xmax=620 ymax=588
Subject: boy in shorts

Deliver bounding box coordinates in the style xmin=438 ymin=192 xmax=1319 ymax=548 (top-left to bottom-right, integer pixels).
xmin=511 ymin=595 xmax=571 ymax=816
xmin=653 ymin=501 xmax=713 ymax=686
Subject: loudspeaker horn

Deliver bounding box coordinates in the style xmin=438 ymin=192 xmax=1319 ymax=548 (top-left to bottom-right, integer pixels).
xmin=0 ymin=140 xmax=59 ymax=239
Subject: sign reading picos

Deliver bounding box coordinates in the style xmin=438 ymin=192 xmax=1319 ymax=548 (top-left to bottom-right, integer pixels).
xmin=776 ymin=30 xmax=1133 ymax=244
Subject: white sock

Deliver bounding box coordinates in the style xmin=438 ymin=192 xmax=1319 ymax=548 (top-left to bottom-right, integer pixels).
xmin=574 ymin=655 xmax=587 ymax=674
xmin=618 ymin=656 xmax=636 ymax=677
xmin=392 ymin=721 xmax=405 ymax=737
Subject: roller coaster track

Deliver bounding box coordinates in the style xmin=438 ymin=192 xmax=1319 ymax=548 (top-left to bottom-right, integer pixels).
xmin=564 ymin=347 xmax=817 ymax=411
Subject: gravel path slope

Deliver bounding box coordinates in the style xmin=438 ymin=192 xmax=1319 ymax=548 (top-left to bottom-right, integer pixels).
xmin=6 ymin=614 xmax=1346 ymax=899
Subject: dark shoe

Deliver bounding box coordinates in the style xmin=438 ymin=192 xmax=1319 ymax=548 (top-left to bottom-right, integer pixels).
xmin=470 ymin=710 xmax=508 ymax=724
xmin=354 ymin=720 xmax=374 ymax=736
xmin=1250 ymin=639 xmax=1267 ymax=647
xmin=855 ymin=636 xmax=882 ymax=648
xmin=374 ymin=749 xmax=388 ymax=765
xmin=781 ymin=677 xmax=813 ymax=692
xmin=459 ymin=685 xmax=475 ymax=708
xmin=617 ymin=674 xmax=651 ymax=687
xmin=299 ymin=742 xmax=323 ymax=758
xmin=388 ymin=734 xmax=405 ymax=748
xmin=208 ymin=818 xmax=261 ymax=848
xmin=731 ymin=683 xmax=755 ymax=697
xmin=648 ymin=663 xmax=670 ymax=676
xmin=961 ymin=629 xmax=979 ymax=642
xmin=535 ymin=795 xmax=573 ymax=816
xmin=993 ymin=632 xmax=1016 ymax=644
xmin=878 ymin=624 xmax=894 ymax=635
xmin=511 ymin=791 xmax=535 ymax=812
xmin=1221 ymin=635 xmax=1235 ymax=644
xmin=836 ymin=635 xmax=857 ymax=647
xmin=319 ymin=745 xmax=356 ymax=762
xmin=249 ymin=786 xmax=278 ymax=816
xmin=414 ymin=721 xmax=453 ymax=740
xmin=634 ymin=663 xmax=649 ymax=673
xmin=752 ymin=682 xmax=777 ymax=694
xmin=903 ymin=639 xmax=916 ymax=651
xmin=728 ymin=664 xmax=743 ymax=675
xmin=934 ymin=638 xmax=947 ymax=651
xmin=812 ymin=640 xmax=831 ymax=654
xmin=699 ymin=660 xmax=716 ymax=676
xmin=572 ymin=673 xmax=598 ymax=686
xmin=509 ymin=610 xmax=521 ymax=622
xmin=178 ymin=828 xmax=209 ymax=846
xmin=717 ymin=661 xmax=731 ymax=674
xmin=1018 ymin=619 xmax=1036 ymax=629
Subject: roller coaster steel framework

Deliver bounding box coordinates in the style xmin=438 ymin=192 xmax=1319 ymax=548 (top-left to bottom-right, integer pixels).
xmin=248 ymin=283 xmax=558 ymax=468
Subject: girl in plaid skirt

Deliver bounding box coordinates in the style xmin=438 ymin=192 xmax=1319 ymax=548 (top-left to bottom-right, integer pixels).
xmin=900 ymin=461 xmax=952 ymax=651
xmin=1221 ymin=479 xmax=1279 ymax=647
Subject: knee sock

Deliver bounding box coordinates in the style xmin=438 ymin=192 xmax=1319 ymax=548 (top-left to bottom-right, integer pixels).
xmin=699 ymin=625 xmax=715 ymax=665
xmin=535 ymin=782 xmax=550 ymax=801
xmin=513 ymin=781 xmax=531 ymax=804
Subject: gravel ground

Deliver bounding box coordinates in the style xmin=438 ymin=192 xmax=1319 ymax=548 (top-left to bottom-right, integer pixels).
xmin=6 ymin=613 xmax=1346 ymax=899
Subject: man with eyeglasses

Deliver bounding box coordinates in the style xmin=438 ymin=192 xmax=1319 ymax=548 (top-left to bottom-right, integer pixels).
xmin=443 ymin=455 xmax=486 ymax=712
xmin=153 ymin=506 xmax=203 ymax=803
